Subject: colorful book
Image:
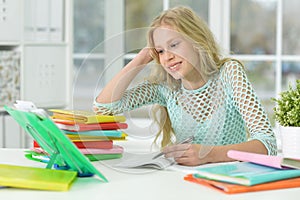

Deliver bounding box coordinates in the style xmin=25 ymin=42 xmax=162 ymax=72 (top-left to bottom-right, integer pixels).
xmin=34 ymin=140 xmax=113 ymax=149
xmin=62 ymin=130 xmax=125 ymax=137
xmin=73 ymin=140 xmax=113 ymax=149
xmin=228 ymin=150 xmax=300 ymax=169
xmin=25 ymin=150 xmax=51 ymax=163
xmin=193 ymin=161 xmax=300 ymax=186
xmin=184 ymin=174 xmax=300 ymax=194
xmin=25 ymin=149 xmax=122 ymax=162
xmin=0 ymin=164 xmax=77 ymax=191
xmin=54 ymin=121 xmax=128 ymax=131
xmin=49 ymin=109 xmax=126 ymax=124
xmin=66 ymin=133 xmax=127 ymax=141
xmin=85 ymin=154 xmax=123 ymax=161
xmin=79 ymin=145 xmax=124 ymax=155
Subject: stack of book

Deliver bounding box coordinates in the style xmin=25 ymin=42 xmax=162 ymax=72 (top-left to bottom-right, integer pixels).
xmin=34 ymin=109 xmax=128 ymax=161
xmin=184 ymin=150 xmax=300 ymax=194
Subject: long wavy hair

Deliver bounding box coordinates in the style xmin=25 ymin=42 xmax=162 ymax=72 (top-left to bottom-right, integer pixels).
xmin=147 ymin=6 xmax=232 ymax=147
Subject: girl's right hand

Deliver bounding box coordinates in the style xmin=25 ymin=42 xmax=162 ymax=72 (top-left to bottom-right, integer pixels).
xmin=135 ymin=47 xmax=153 ymax=65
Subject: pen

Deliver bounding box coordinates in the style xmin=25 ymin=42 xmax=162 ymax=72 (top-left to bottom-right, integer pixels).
xmin=152 ymin=136 xmax=194 ymax=160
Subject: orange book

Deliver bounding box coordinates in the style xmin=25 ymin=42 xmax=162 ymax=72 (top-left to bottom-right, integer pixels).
xmin=54 ymin=120 xmax=128 ymax=131
xmin=184 ymin=174 xmax=300 ymax=194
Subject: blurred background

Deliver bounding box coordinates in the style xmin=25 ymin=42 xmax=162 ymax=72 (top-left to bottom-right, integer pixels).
xmin=73 ymin=0 xmax=300 ymax=127
xmin=1 ymin=0 xmax=299 ymax=148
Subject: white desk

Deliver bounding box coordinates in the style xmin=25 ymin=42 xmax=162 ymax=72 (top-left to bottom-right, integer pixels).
xmin=1 ymin=143 xmax=300 ymax=200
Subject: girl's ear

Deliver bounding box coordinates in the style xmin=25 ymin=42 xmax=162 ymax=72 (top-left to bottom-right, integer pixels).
xmin=192 ymin=44 xmax=200 ymax=52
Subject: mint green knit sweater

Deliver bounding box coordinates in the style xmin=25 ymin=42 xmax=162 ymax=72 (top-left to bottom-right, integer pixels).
xmin=94 ymin=61 xmax=277 ymax=155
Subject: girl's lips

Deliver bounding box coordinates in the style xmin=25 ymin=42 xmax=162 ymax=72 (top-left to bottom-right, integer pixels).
xmin=168 ymin=61 xmax=182 ymax=71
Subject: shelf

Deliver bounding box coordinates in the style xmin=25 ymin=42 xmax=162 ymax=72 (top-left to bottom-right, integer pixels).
xmin=0 ymin=44 xmax=20 ymax=50
xmin=0 ymin=0 xmax=72 ymax=148
xmin=23 ymin=42 xmax=68 ymax=46
xmin=0 ymin=107 xmax=8 ymax=113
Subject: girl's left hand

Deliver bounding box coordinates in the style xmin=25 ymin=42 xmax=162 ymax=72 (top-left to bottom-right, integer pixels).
xmin=162 ymin=143 xmax=212 ymax=166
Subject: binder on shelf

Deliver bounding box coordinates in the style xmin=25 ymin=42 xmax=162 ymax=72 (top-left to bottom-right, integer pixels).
xmin=4 ymin=101 xmax=108 ymax=182
xmin=49 ymin=0 xmax=63 ymax=41
xmin=24 ymin=0 xmax=36 ymax=41
xmin=35 ymin=0 xmax=49 ymax=41
xmin=23 ymin=0 xmax=64 ymax=42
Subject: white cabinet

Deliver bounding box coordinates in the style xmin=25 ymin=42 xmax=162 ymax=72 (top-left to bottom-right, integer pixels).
xmin=3 ymin=115 xmax=22 ymax=148
xmin=0 ymin=114 xmax=3 ymax=147
xmin=23 ymin=46 xmax=68 ymax=107
xmin=0 ymin=114 xmax=24 ymax=148
xmin=0 ymin=0 xmax=72 ymax=147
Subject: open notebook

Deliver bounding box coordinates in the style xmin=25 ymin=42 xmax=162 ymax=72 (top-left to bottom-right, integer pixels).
xmin=114 ymin=152 xmax=174 ymax=170
xmin=114 ymin=136 xmax=193 ymax=170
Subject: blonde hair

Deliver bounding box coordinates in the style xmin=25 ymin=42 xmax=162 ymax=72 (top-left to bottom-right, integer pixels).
xmin=147 ymin=6 xmax=232 ymax=147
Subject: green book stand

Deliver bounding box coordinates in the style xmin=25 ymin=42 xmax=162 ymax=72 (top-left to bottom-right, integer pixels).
xmin=4 ymin=103 xmax=108 ymax=182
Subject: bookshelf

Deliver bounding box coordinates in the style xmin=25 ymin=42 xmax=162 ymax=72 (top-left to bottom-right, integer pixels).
xmin=0 ymin=0 xmax=73 ymax=147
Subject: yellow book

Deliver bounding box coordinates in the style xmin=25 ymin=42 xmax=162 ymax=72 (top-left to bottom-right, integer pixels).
xmin=49 ymin=109 xmax=126 ymax=124
xmin=66 ymin=133 xmax=128 ymax=141
xmin=0 ymin=164 xmax=77 ymax=191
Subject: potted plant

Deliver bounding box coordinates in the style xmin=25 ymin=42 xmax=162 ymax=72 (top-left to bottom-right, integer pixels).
xmin=272 ymin=79 xmax=300 ymax=158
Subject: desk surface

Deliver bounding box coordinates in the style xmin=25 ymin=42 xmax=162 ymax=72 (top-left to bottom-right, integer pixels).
xmin=1 ymin=144 xmax=300 ymax=200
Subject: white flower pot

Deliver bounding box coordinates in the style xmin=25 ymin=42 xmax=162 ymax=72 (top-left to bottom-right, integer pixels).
xmin=280 ymin=126 xmax=300 ymax=159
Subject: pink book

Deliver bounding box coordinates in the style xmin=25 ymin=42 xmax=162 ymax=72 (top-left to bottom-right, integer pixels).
xmin=227 ymin=150 xmax=300 ymax=169
xmin=79 ymin=145 xmax=124 ymax=155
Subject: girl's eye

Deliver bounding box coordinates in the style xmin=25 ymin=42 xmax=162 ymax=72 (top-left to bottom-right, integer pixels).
xmin=170 ymin=41 xmax=180 ymax=48
xmin=156 ymin=49 xmax=164 ymax=54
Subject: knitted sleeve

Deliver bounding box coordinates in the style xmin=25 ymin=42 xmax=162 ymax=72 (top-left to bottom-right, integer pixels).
xmin=222 ymin=61 xmax=277 ymax=155
xmin=93 ymin=61 xmax=277 ymax=155
xmin=93 ymin=81 xmax=167 ymax=115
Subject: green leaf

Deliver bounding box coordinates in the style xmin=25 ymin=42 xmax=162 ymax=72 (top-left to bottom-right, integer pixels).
xmin=272 ymin=80 xmax=300 ymax=127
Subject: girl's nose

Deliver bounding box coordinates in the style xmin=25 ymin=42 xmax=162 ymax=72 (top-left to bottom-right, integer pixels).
xmin=163 ymin=50 xmax=175 ymax=61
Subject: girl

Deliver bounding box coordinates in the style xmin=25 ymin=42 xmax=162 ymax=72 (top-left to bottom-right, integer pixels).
xmin=94 ymin=6 xmax=277 ymax=166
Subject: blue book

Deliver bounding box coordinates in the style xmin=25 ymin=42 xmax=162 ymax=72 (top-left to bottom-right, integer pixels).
xmin=194 ymin=162 xmax=300 ymax=186
xmin=62 ymin=130 xmax=124 ymax=137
